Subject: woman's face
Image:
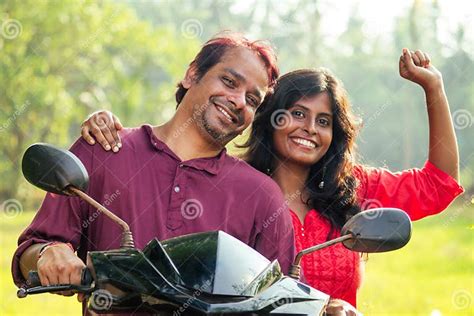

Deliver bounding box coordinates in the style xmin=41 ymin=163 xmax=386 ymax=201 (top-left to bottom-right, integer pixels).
xmin=272 ymin=92 xmax=333 ymax=167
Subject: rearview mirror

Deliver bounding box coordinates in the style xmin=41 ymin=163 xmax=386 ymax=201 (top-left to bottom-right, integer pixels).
xmin=341 ymin=208 xmax=412 ymax=252
xmin=22 ymin=143 xmax=89 ymax=195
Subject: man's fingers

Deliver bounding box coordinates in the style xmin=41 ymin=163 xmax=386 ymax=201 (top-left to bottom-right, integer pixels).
xmin=69 ymin=266 xmax=83 ymax=285
xmin=81 ymin=125 xmax=96 ymax=145
xmin=77 ymin=293 xmax=86 ymax=302
xmin=37 ymin=269 xmax=50 ymax=286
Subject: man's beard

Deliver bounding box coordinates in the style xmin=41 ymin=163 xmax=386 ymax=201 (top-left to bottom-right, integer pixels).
xmin=201 ymin=116 xmax=238 ymax=147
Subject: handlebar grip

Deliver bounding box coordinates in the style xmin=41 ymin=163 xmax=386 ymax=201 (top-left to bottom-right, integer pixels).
xmin=27 ymin=268 xmax=92 ymax=287
xmin=27 ymin=271 xmax=41 ymax=287
xmin=19 ymin=268 xmax=93 ymax=298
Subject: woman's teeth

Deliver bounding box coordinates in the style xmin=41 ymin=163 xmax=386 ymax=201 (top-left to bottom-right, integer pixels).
xmin=217 ymin=105 xmax=233 ymax=123
xmin=293 ymin=138 xmax=316 ymax=148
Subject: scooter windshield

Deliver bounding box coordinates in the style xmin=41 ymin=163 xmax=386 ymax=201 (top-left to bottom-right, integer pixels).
xmin=151 ymin=231 xmax=283 ymax=296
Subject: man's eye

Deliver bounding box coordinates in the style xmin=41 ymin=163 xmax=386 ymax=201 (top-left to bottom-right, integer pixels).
xmin=247 ymin=96 xmax=258 ymax=108
xmin=222 ymin=77 xmax=234 ymax=87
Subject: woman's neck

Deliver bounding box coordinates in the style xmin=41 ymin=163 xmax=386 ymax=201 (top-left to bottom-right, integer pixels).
xmin=272 ymin=160 xmax=311 ymax=214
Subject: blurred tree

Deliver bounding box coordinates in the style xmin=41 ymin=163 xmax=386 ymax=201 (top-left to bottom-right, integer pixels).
xmin=0 ymin=0 xmax=199 ymax=204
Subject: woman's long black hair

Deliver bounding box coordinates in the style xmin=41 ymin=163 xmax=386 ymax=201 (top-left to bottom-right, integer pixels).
xmin=239 ymin=68 xmax=361 ymax=238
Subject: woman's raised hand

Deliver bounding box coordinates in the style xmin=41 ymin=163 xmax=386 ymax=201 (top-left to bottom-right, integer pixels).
xmin=399 ymin=48 xmax=443 ymax=92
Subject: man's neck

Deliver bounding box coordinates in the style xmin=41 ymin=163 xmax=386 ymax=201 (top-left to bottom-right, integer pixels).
xmin=153 ymin=114 xmax=223 ymax=161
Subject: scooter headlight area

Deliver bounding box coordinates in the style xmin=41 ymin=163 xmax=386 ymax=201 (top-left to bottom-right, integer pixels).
xmin=86 ymin=230 xmax=329 ymax=315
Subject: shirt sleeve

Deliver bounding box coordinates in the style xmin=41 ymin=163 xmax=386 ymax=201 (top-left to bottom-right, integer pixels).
xmin=11 ymin=138 xmax=94 ymax=287
xmin=253 ymin=179 xmax=296 ymax=275
xmin=354 ymin=160 xmax=464 ymax=221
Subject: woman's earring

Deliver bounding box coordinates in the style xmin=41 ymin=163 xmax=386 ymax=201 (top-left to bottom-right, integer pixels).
xmin=319 ymin=166 xmax=326 ymax=189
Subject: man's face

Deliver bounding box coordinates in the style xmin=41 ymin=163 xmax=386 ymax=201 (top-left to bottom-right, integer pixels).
xmin=183 ymin=47 xmax=270 ymax=146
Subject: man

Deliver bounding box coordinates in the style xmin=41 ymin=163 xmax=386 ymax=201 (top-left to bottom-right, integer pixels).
xmin=12 ymin=33 xmax=295 ymax=312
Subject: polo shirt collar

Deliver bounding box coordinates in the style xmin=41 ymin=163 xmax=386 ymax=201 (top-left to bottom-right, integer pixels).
xmin=143 ymin=124 xmax=227 ymax=175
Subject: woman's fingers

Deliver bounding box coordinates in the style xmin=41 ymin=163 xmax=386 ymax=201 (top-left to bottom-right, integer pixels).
xmin=81 ymin=124 xmax=95 ymax=145
xmin=111 ymin=114 xmax=123 ymax=149
xmin=410 ymin=50 xmax=421 ymax=66
xmin=423 ymin=51 xmax=431 ymax=67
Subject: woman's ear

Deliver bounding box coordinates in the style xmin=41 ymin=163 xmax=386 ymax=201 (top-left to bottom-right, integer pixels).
xmin=181 ymin=65 xmax=198 ymax=89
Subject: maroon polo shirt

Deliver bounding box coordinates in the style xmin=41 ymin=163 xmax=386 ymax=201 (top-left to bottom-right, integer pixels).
xmin=12 ymin=125 xmax=295 ymax=289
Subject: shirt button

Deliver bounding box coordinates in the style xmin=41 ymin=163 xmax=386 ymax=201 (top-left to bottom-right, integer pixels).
xmin=174 ymin=186 xmax=180 ymax=193
xmin=301 ymin=233 xmax=305 ymax=237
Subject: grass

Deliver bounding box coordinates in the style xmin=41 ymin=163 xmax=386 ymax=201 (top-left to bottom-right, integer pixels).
xmin=1 ymin=202 xmax=472 ymax=315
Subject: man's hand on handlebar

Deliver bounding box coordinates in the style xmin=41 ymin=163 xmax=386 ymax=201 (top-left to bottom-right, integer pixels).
xmin=36 ymin=242 xmax=86 ymax=301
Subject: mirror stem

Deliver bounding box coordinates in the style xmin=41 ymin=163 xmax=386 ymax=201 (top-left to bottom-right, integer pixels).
xmin=288 ymin=234 xmax=353 ymax=280
xmin=67 ymin=186 xmax=135 ymax=249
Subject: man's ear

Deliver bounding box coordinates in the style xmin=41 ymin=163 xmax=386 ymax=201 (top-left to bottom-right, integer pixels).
xmin=181 ymin=65 xmax=198 ymax=89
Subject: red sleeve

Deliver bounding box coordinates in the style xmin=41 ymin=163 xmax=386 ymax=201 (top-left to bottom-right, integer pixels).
xmin=11 ymin=138 xmax=93 ymax=287
xmin=354 ymin=160 xmax=464 ymax=221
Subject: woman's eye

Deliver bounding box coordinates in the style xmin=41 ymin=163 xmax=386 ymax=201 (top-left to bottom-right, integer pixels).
xmin=318 ymin=118 xmax=330 ymax=126
xmin=291 ymin=110 xmax=304 ymax=118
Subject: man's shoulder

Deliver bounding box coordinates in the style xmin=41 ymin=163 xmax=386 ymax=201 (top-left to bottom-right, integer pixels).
xmin=69 ymin=125 xmax=153 ymax=167
xmin=221 ymin=155 xmax=282 ymax=195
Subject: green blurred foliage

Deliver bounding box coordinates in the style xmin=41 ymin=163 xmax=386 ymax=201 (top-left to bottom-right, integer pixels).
xmin=0 ymin=0 xmax=200 ymax=206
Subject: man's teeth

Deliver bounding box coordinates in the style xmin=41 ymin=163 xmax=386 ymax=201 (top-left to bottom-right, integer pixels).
xmin=293 ymin=138 xmax=316 ymax=148
xmin=217 ymin=106 xmax=233 ymax=122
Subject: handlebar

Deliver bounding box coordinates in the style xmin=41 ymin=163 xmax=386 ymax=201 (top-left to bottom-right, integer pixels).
xmin=17 ymin=268 xmax=94 ymax=298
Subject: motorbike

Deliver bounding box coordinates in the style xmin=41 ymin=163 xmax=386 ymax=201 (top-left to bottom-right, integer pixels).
xmin=17 ymin=143 xmax=412 ymax=315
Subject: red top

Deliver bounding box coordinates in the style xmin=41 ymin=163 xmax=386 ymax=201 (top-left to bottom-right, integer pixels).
xmin=291 ymin=160 xmax=464 ymax=306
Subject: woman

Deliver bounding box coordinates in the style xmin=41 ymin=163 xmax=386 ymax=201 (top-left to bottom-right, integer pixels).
xmin=79 ymin=49 xmax=463 ymax=312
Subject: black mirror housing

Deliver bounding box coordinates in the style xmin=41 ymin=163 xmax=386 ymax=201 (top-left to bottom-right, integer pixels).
xmin=341 ymin=208 xmax=412 ymax=253
xmin=22 ymin=143 xmax=89 ymax=196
